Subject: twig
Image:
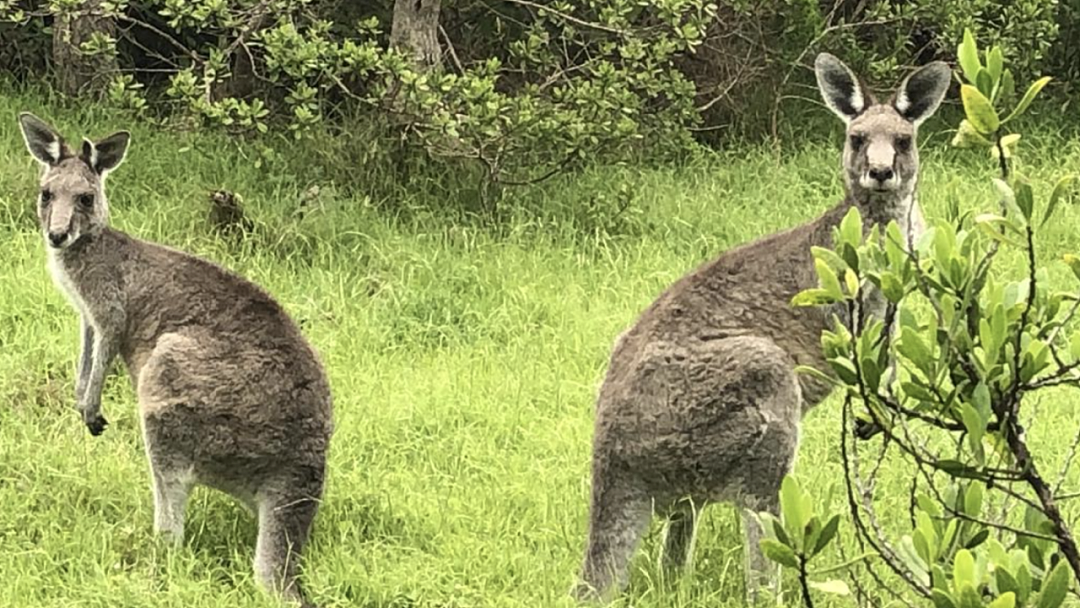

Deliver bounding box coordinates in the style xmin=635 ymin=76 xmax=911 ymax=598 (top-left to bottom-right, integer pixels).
xmin=439 ymin=25 xmax=464 ymax=74
xmin=500 ymin=0 xmax=626 ymax=35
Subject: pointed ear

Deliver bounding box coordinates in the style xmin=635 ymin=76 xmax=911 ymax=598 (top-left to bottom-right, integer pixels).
xmin=80 ymin=131 xmax=131 ymax=175
xmin=894 ymin=61 xmax=951 ymax=126
xmin=815 ymin=53 xmax=866 ymax=123
xmin=18 ymin=112 xmax=65 ymax=166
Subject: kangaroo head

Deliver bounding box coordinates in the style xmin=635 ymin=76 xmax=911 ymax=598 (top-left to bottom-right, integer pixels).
xmin=17 ymin=113 xmax=130 ymax=251
xmin=814 ymin=54 xmax=951 ymax=211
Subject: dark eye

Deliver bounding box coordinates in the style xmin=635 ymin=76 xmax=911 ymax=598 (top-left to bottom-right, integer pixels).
xmin=895 ymin=135 xmax=912 ymax=153
xmin=849 ymin=134 xmax=866 ymax=149
xmin=40 ymin=189 xmax=53 ymax=206
xmin=78 ymin=194 xmax=95 ymax=209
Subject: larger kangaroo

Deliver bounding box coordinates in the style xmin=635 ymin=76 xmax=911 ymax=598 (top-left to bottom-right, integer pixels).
xmin=18 ymin=113 xmax=333 ymax=608
xmin=573 ymin=54 xmax=951 ymax=602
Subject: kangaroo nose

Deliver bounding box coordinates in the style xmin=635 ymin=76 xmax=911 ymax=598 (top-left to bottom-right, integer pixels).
xmin=48 ymin=231 xmax=68 ymax=247
xmin=869 ymin=167 xmax=894 ymax=182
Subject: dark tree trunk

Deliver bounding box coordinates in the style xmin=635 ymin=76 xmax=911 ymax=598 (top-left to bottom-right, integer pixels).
xmin=390 ymin=0 xmax=442 ymax=70
xmin=52 ymin=0 xmax=119 ymax=96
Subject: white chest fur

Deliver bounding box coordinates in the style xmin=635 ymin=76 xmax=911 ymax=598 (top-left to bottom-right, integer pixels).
xmin=46 ymin=250 xmax=91 ymax=320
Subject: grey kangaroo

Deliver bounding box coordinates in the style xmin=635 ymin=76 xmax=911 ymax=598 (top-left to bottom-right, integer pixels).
xmin=572 ymin=54 xmax=951 ymax=602
xmin=18 ymin=113 xmax=333 ymax=608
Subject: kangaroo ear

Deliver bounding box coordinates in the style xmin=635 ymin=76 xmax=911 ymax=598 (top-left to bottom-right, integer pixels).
xmin=815 ymin=53 xmax=866 ymax=123
xmin=894 ymin=61 xmax=952 ymax=126
xmin=18 ymin=112 xmax=65 ymax=166
xmin=80 ymin=131 xmax=131 ymax=175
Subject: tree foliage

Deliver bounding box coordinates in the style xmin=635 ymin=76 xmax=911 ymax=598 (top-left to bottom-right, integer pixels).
xmin=761 ymin=30 xmax=1080 ymax=608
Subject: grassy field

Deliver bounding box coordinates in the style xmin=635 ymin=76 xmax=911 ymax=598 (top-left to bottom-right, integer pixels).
xmin=1 ymin=89 xmax=1079 ymax=608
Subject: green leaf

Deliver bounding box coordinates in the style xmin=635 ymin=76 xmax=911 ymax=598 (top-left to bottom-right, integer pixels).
xmin=993 ymin=178 xmax=1026 ymax=221
xmin=964 ymin=483 xmax=984 ymax=518
xmin=938 ymin=460 xmax=984 ymax=479
xmin=958 ymin=584 xmax=983 ymax=608
xmin=1063 ymin=254 xmax=1080 ymax=283
xmin=811 ymin=246 xmax=848 ymax=271
xmin=794 ymin=365 xmax=842 ymax=388
xmin=976 ymin=68 xmax=994 ymax=99
xmin=996 ymin=568 xmax=1019 ymax=597
xmin=844 ymin=267 xmax=859 ymax=297
xmin=932 ymin=589 xmax=959 ymax=608
xmin=991 ymin=133 xmax=1021 ymax=160
xmin=1070 ymin=331 xmax=1080 ymax=360
xmin=952 ymin=119 xmax=994 ymax=148
xmin=987 ymin=539 xmax=1010 ymax=568
xmin=1001 ymin=69 xmax=1016 ymax=102
xmin=962 ymin=404 xmax=986 ymax=464
xmin=961 ymin=84 xmax=1000 ymax=134
xmin=954 ymin=549 xmax=976 ymax=587
xmin=972 ymin=382 xmax=991 ymax=419
xmin=840 ymin=206 xmax=863 ymax=247
xmin=1003 ymin=76 xmax=1052 ymax=123
xmin=964 ymin=528 xmax=989 ymax=549
xmin=1035 ymin=559 xmax=1070 ymax=608
xmin=808 ymin=579 xmax=851 ymax=595
xmin=958 ymin=29 xmax=981 ymax=84
xmin=792 ymin=288 xmax=837 ymax=307
xmin=987 ymin=47 xmax=1004 ymax=85
xmin=812 ymin=514 xmax=840 ymax=557
xmin=1015 ymin=178 xmax=1034 ymax=222
xmin=815 ymin=258 xmax=844 ymax=300
xmin=898 ymin=326 xmax=934 ymax=379
xmin=780 ymin=476 xmax=807 ymax=550
xmin=759 ymin=538 xmax=799 ymax=569
xmin=1015 ymin=559 xmax=1033 ymax=604
xmin=880 ymin=271 xmax=905 ymax=303
xmin=988 ymin=592 xmax=1016 ymax=608
xmin=828 ymin=357 xmax=859 ymax=385
xmin=1042 ymin=174 xmax=1077 ymax=228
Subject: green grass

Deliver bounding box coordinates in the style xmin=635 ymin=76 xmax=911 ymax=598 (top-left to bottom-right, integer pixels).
xmin=1 ymin=90 xmax=1079 ymax=608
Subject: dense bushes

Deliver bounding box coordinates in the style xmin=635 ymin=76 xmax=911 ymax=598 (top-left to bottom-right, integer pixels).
xmin=0 ymin=0 xmax=1073 ymax=190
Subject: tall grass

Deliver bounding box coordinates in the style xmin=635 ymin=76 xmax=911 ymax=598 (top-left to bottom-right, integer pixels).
xmin=0 ymin=89 xmax=1078 ymax=608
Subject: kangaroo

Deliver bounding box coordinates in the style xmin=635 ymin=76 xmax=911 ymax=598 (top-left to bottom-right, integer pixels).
xmin=572 ymin=54 xmax=951 ymax=602
xmin=18 ymin=113 xmax=333 ymax=608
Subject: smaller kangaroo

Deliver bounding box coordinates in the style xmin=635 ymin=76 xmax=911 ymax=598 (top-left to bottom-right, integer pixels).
xmin=18 ymin=113 xmax=333 ymax=608
xmin=572 ymin=55 xmax=951 ymax=602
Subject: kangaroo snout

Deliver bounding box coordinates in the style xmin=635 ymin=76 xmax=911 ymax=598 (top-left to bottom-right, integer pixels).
xmin=47 ymin=230 xmax=71 ymax=248
xmin=868 ymin=166 xmax=894 ymax=183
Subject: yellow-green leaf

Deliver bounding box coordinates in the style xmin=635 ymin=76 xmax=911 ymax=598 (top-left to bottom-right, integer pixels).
xmin=958 ymin=29 xmax=981 ymax=84
xmin=759 ymin=538 xmax=799 ymax=569
xmin=1064 ymin=254 xmax=1080 ymax=282
xmin=815 ymin=259 xmax=843 ymax=300
xmin=1034 ymin=559 xmax=1070 ymax=608
xmin=1042 ymin=174 xmax=1077 ymax=228
xmin=844 ymin=268 xmax=859 ymax=297
xmin=808 ymin=579 xmax=851 ymax=596
xmin=988 ymin=592 xmax=1016 ymax=608
xmin=1003 ymin=76 xmax=1052 ymax=123
xmin=987 ymin=47 xmax=1004 ymax=85
xmin=952 ymin=119 xmax=994 ymax=148
xmin=961 ymin=84 xmax=1000 ymax=133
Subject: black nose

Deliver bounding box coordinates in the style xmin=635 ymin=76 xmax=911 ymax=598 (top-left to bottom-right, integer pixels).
xmin=869 ymin=167 xmax=894 ymax=182
xmin=48 ymin=231 xmax=68 ymax=247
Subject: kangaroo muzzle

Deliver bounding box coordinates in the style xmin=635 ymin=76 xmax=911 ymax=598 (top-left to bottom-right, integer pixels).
xmin=46 ymin=206 xmax=77 ymax=249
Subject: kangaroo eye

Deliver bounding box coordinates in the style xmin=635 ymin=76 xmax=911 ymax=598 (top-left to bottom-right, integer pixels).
xmin=895 ymin=135 xmax=912 ymax=153
xmin=40 ymin=189 xmax=53 ymax=206
xmin=78 ymin=193 xmax=95 ymax=209
xmin=849 ymin=134 xmax=866 ymax=149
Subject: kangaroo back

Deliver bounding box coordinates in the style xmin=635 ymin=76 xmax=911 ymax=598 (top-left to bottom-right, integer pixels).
xmin=572 ymin=54 xmax=951 ymax=603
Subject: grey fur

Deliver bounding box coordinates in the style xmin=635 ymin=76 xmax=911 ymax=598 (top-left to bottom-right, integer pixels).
xmin=572 ymin=55 xmax=950 ymax=602
xmin=18 ymin=113 xmax=333 ymax=608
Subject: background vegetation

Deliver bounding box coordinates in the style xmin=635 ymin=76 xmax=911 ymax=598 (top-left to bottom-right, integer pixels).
xmin=1 ymin=1 xmax=1079 ymax=607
